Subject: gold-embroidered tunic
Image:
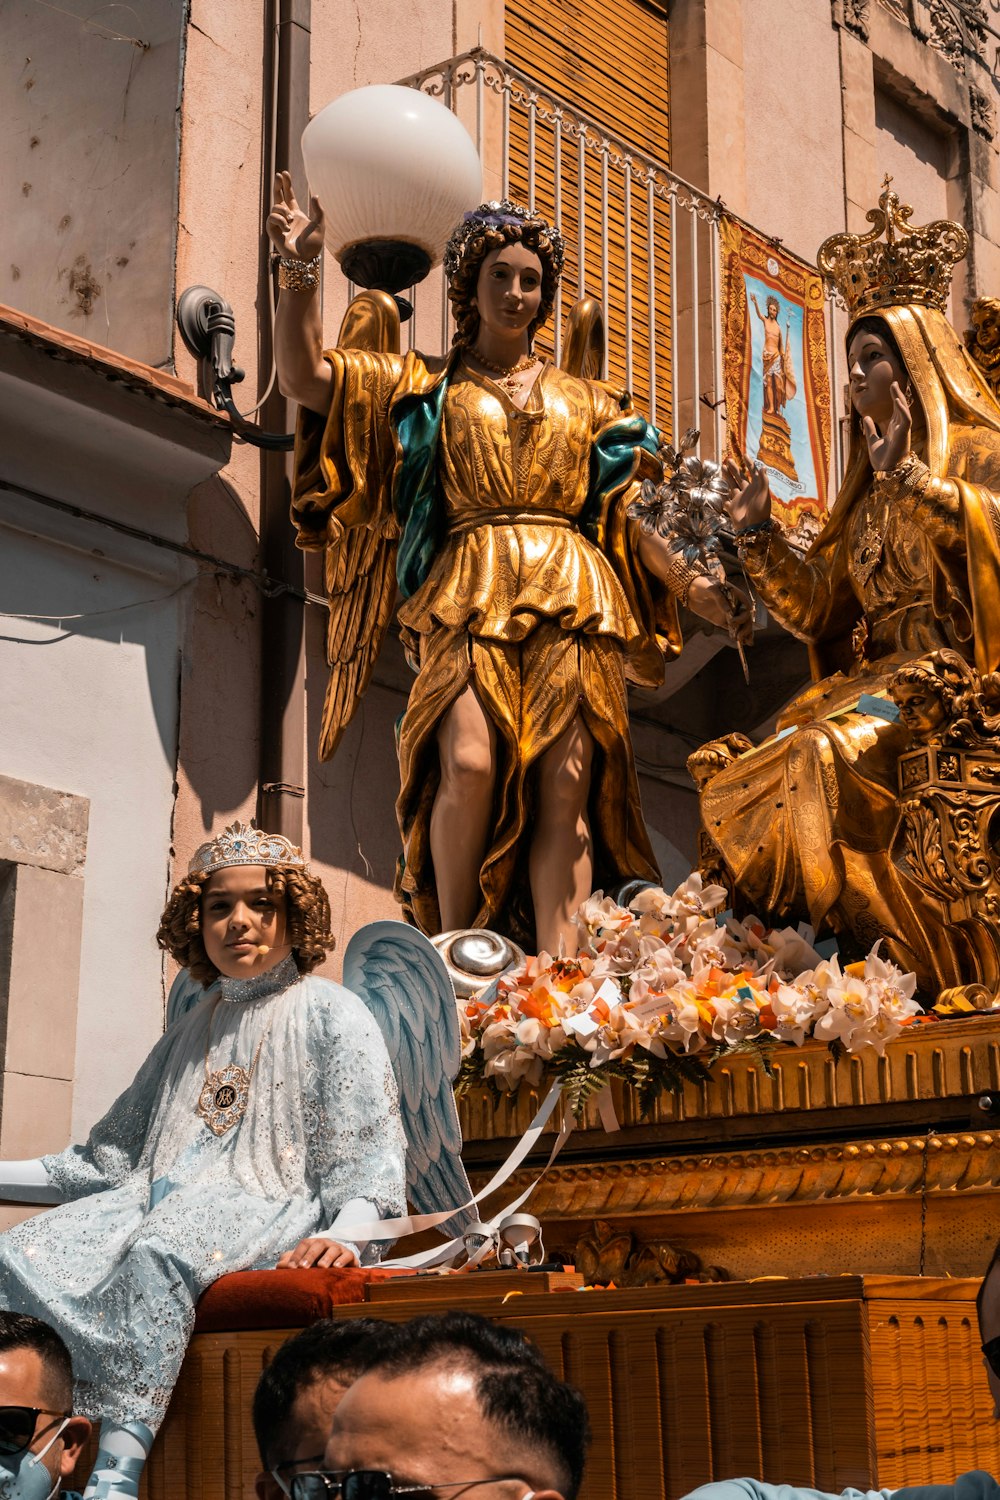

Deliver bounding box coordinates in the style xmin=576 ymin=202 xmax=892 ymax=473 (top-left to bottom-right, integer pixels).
xmin=293 ymin=346 xmax=682 ymax=941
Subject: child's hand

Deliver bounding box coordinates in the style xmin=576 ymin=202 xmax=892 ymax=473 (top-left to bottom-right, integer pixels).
xmin=276 ymin=1237 xmax=359 ymax=1269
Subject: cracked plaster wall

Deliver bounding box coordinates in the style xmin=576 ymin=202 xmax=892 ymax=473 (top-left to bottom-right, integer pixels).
xmin=0 ymin=0 xmax=185 ymax=367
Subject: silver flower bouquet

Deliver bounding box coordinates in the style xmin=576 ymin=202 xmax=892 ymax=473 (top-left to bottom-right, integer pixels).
xmin=628 ymin=428 xmax=752 ymax=682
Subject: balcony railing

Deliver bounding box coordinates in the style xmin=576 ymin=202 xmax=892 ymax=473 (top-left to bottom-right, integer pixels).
xmin=398 ymin=47 xmax=844 ymax=487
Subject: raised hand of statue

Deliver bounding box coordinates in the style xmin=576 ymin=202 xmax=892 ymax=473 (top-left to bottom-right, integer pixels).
xmin=861 ymin=380 xmax=911 ymax=472
xmin=267 ymin=169 xmax=325 ymax=262
xmin=724 ymin=458 xmax=772 ymax=532
xmin=688 ymin=575 xmax=755 ymax=646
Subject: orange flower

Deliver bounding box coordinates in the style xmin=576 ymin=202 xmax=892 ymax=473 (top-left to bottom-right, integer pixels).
xmin=520 ymin=988 xmax=560 ymax=1025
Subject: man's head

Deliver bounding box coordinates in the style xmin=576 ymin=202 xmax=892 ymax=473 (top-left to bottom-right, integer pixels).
xmin=254 ymin=1319 xmax=396 ymax=1500
xmin=321 ymin=1311 xmax=590 ymax=1500
xmin=978 ymin=1240 xmax=1000 ymax=1417
xmin=0 ymin=1312 xmax=91 ymax=1495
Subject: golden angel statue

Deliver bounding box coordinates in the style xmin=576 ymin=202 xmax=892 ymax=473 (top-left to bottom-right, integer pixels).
xmin=267 ymin=177 xmax=751 ymax=955
xmin=693 ymin=181 xmax=1000 ymax=999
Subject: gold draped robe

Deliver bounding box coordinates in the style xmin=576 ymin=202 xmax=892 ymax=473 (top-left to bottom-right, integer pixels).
xmin=700 ymin=304 xmax=1000 ymax=991
xmin=293 ymin=347 xmax=682 ymax=942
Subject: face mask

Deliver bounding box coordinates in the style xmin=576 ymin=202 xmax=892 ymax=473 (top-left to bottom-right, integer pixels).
xmin=0 ymin=1420 xmax=68 ymax=1500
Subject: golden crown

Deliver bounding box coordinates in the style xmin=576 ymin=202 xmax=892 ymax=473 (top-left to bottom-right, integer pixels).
xmin=188 ymin=821 xmax=306 ymax=877
xmin=817 ymin=177 xmax=968 ymax=316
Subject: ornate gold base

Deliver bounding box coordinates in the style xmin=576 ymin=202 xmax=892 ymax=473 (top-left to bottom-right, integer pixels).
xmin=757 ymin=408 xmax=799 ymax=480
xmin=461 ymin=1015 xmax=1000 ymax=1281
xmin=104 ymin=1274 xmax=1000 ymax=1500
xmin=459 ymin=1014 xmax=1000 ymax=1141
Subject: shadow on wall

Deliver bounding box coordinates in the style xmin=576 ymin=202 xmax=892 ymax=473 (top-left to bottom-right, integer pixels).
xmin=1 ymin=0 xmax=185 ymax=368
xmin=0 ymin=470 xmax=260 ymax=837
xmin=306 ymin=619 xmax=413 ymax=949
xmin=0 ymin=500 xmax=190 ymax=773
xmin=176 ymin=473 xmax=261 ymax=827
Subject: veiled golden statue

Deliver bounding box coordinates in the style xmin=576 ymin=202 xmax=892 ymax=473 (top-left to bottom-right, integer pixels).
xmin=693 ymin=182 xmax=1000 ymax=1000
xmin=267 ymin=181 xmax=750 ymax=952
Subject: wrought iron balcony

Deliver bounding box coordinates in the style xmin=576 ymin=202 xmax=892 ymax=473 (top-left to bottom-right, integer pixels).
xmin=397 ymin=47 xmax=844 ymax=489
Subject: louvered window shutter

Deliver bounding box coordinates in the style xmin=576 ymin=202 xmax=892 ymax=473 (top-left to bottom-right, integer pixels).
xmin=505 ymin=0 xmax=670 ymax=420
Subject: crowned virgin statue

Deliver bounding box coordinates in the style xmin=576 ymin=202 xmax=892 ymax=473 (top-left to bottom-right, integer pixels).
xmin=268 ymin=179 xmax=752 ymax=955
xmin=694 ymin=183 xmax=1000 ymax=997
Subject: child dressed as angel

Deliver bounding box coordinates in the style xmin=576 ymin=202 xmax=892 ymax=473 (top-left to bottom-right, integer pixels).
xmin=0 ymin=824 xmax=408 ymax=1500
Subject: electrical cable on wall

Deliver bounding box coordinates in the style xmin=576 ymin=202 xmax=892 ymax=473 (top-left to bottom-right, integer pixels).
xmin=0 ymin=477 xmax=329 ymax=610
xmin=0 ymin=577 xmax=195 ymax=626
xmin=235 ymin=12 xmax=287 ymax=420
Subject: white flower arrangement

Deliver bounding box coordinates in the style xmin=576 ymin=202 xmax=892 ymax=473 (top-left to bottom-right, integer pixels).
xmin=455 ymin=877 xmax=926 ymax=1115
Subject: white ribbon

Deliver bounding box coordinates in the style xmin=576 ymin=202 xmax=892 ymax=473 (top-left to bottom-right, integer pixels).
xmin=595 ymin=1085 xmax=620 ymax=1134
xmin=332 ymin=1078 xmax=573 ymax=1269
xmin=384 ymin=1110 xmax=575 ymax=1269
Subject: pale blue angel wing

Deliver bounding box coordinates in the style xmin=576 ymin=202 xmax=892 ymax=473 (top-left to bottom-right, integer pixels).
xmin=343 ymin=920 xmax=473 ymax=1233
xmin=166 ymin=969 xmax=218 ymax=1027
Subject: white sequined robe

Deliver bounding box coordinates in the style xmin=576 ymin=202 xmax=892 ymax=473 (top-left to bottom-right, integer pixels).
xmin=0 ymin=958 xmax=407 ymax=1429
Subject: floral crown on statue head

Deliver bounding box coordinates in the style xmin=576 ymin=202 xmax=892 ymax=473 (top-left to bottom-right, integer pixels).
xmin=188 ymin=821 xmax=306 ymax=877
xmin=442 ymin=198 xmax=566 ymax=281
xmin=817 ymin=176 xmax=968 ymax=317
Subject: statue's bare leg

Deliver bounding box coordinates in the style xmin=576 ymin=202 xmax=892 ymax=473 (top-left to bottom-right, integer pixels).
xmin=530 ymin=715 xmax=594 ymax=956
xmin=431 ymin=684 xmax=498 ymax=930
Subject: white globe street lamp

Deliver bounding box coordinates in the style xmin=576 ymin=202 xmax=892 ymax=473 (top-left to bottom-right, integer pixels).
xmin=302 ymin=84 xmax=482 ymax=310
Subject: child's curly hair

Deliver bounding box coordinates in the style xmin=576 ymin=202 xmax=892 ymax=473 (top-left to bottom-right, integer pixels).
xmin=156 ymin=865 xmax=335 ymax=986
xmin=443 ymin=199 xmax=565 ymax=350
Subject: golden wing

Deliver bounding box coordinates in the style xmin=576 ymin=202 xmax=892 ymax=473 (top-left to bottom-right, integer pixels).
xmin=560 ymin=296 xmax=606 ymax=380
xmin=318 ymin=290 xmax=401 ymax=761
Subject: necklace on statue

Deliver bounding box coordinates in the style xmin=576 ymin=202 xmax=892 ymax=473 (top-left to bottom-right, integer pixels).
xmin=471 ymin=348 xmax=537 ymax=401
xmin=853 ymin=494 xmax=887 ymax=589
xmin=196 ymin=999 xmax=272 ymax=1137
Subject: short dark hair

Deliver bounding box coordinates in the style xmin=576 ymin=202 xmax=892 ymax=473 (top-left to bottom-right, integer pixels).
xmin=358 ymin=1310 xmax=590 ymax=1500
xmin=0 ymin=1312 xmax=73 ymax=1410
xmin=976 ymin=1239 xmax=1000 ymax=1329
xmin=252 ymin=1318 xmax=396 ymax=1469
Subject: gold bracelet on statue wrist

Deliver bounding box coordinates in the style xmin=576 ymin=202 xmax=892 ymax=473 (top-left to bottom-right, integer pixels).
xmin=735 ymin=518 xmax=775 ymax=560
xmin=874 ymin=452 xmax=926 ymax=503
xmin=276 ymin=254 xmax=321 ymax=292
xmin=674 ymin=561 xmax=713 ymax=609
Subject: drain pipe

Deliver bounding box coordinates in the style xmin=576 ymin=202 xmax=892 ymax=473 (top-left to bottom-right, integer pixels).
xmin=257 ymin=0 xmax=312 ymax=841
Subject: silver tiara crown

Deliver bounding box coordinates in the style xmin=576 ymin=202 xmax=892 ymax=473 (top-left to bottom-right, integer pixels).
xmin=188 ymin=821 xmax=306 ymax=877
xmin=443 ymin=199 xmax=566 ymax=281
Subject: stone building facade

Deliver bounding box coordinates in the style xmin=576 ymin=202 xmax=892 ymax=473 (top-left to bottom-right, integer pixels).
xmin=0 ymin=0 xmax=998 ymax=1178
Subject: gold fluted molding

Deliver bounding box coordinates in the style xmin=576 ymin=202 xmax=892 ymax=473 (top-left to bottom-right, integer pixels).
xmin=458 ymin=1015 xmax=1000 ymax=1142
xmin=470 ymin=1129 xmax=1000 ymax=1220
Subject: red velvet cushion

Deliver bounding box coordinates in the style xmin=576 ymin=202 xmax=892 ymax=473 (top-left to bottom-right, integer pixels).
xmin=194 ymin=1267 xmax=410 ymax=1332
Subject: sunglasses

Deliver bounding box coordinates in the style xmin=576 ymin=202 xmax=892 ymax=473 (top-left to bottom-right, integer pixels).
xmin=0 ymin=1408 xmax=70 ymax=1458
xmin=289 ymin=1472 xmax=527 ymax=1500
xmin=983 ymin=1334 xmax=1000 ymax=1377
xmin=270 ymin=1456 xmax=328 ymax=1498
